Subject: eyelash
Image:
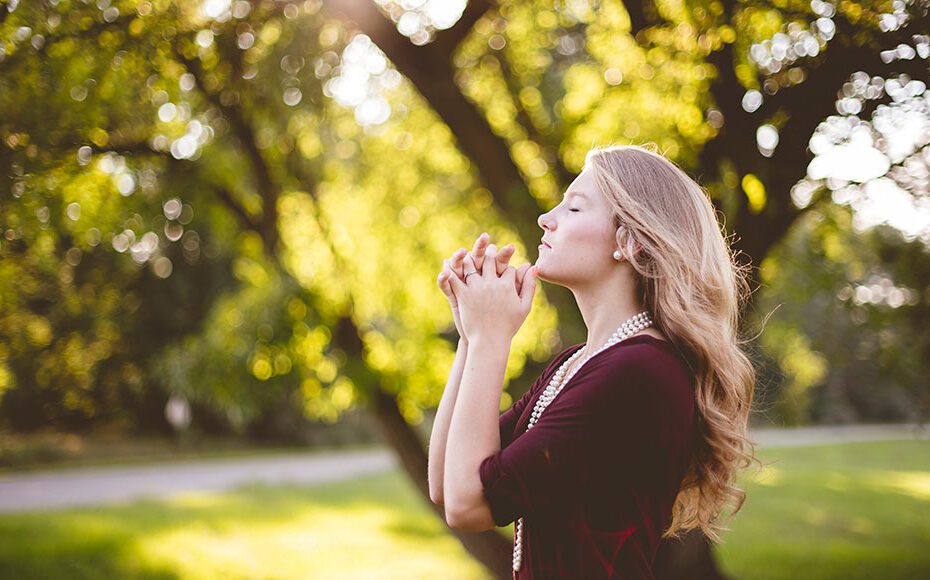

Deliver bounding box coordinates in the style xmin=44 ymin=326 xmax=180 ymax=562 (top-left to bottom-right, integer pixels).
xmin=569 ymin=208 xmax=580 ymax=212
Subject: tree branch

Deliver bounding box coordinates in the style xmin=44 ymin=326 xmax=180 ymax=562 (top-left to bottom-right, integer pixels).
xmin=494 ymin=50 xmax=573 ymax=187
xmin=322 ymin=0 xmax=418 ymax=63
xmin=172 ymin=44 xmax=280 ymax=254
xmin=432 ymin=0 xmax=495 ymax=55
xmin=622 ymin=0 xmax=663 ymax=39
xmin=210 ymin=184 xmax=262 ymax=232
xmin=0 ymin=10 xmax=136 ymax=73
xmin=324 ymin=0 xmax=544 ymax=248
xmin=82 ymin=139 xmax=264 ymax=235
xmin=756 ymin=3 xmax=930 ymax=117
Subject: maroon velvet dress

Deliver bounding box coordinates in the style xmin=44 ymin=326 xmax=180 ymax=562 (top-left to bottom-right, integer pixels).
xmin=479 ymin=334 xmax=697 ymax=579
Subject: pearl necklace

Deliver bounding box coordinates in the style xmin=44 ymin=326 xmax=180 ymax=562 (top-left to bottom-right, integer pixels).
xmin=512 ymin=311 xmax=653 ymax=575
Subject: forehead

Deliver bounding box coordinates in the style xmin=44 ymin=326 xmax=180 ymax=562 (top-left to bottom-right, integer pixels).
xmin=564 ymin=167 xmax=600 ymax=200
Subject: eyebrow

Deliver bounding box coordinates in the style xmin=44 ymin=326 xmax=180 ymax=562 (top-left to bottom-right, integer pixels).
xmin=564 ymin=191 xmax=588 ymax=199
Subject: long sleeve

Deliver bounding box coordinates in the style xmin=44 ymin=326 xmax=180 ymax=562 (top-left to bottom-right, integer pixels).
xmin=497 ymin=385 xmax=535 ymax=450
xmin=479 ymin=340 xmax=696 ymax=528
xmin=497 ymin=345 xmax=580 ymax=448
xmin=481 ymin=377 xmax=605 ymax=526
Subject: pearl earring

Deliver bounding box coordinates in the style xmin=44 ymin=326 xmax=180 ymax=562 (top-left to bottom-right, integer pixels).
xmin=613 ymin=250 xmax=623 ymax=261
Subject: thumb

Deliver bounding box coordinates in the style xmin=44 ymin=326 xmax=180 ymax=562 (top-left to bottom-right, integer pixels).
xmin=440 ymin=277 xmax=457 ymax=306
xmin=514 ymin=262 xmax=530 ymax=294
xmin=438 ymin=261 xmax=455 ymax=299
xmin=448 ymin=267 xmax=465 ymax=294
xmin=519 ymin=265 xmax=538 ymax=304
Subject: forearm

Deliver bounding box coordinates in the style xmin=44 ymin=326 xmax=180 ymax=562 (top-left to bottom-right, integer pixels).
xmin=428 ymin=338 xmax=468 ymax=504
xmin=444 ymin=336 xmax=511 ymax=522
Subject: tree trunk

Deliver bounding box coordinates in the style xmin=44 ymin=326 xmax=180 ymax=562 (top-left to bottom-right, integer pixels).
xmin=370 ymin=387 xmax=515 ymax=579
xmin=655 ymin=530 xmax=730 ymax=580
xmin=322 ymin=3 xmax=740 ymax=577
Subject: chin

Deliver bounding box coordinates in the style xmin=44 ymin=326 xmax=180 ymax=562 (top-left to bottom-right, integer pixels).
xmin=533 ymin=262 xmax=554 ymax=284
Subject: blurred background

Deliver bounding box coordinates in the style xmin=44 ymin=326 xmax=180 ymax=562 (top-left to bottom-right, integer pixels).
xmin=0 ymin=0 xmax=928 ymax=578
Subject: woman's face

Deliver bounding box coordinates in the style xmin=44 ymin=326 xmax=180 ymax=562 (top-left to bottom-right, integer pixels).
xmin=535 ymin=165 xmax=619 ymax=286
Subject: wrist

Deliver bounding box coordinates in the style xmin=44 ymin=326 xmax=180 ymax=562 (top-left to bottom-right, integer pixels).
xmin=466 ymin=334 xmax=512 ymax=355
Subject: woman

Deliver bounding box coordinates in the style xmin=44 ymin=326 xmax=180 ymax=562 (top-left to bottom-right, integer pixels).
xmin=428 ymin=144 xmax=758 ymax=579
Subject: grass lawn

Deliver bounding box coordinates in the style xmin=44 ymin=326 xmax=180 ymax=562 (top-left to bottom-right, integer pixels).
xmin=717 ymin=439 xmax=930 ymax=580
xmin=0 ymin=466 xmax=501 ymax=580
xmin=0 ymin=440 xmax=927 ymax=579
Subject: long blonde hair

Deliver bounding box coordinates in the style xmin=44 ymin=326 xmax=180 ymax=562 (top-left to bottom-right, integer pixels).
xmin=586 ymin=144 xmax=760 ymax=542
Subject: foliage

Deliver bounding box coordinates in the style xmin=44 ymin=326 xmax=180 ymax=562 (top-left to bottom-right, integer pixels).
xmin=757 ymin=203 xmax=930 ymax=424
xmin=1 ymin=0 xmax=928 ymax=434
xmin=0 ymin=0 xmax=559 ymax=434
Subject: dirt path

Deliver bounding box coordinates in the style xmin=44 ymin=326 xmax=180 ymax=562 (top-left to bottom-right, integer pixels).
xmin=0 ymin=447 xmax=395 ymax=514
xmin=750 ymin=422 xmax=927 ymax=448
xmin=0 ymin=423 xmax=925 ymax=514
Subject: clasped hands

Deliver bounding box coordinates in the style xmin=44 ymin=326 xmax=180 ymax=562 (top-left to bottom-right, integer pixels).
xmin=437 ymin=232 xmax=538 ymax=345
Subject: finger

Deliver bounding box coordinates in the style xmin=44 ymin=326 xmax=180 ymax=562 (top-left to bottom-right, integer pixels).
xmin=451 ymin=247 xmax=467 ymax=278
xmin=438 ymin=259 xmax=449 ymax=287
xmin=480 ymin=244 xmax=500 ymax=277
xmin=439 ymin=261 xmax=457 ymax=303
xmin=448 ymin=263 xmax=466 ymax=292
xmin=486 ymin=243 xmax=498 ymax=274
xmin=438 ymin=261 xmax=449 ymax=286
xmin=482 ymin=242 xmax=497 ymax=275
xmin=461 ymin=253 xmax=481 ymax=283
xmin=472 ymin=232 xmax=489 ymax=271
xmin=514 ymin=262 xmax=530 ymax=294
xmin=441 ymin=278 xmax=457 ymax=305
xmin=501 ymin=265 xmax=517 ymax=285
xmin=519 ymin=265 xmax=538 ymax=305
xmin=463 ymin=253 xmax=478 ymax=275
xmin=480 ymin=246 xmax=493 ymax=276
xmin=495 ymin=243 xmax=515 ymax=276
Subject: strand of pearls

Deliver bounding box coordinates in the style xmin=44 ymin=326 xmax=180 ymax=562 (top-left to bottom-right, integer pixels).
xmin=512 ymin=311 xmax=653 ymax=575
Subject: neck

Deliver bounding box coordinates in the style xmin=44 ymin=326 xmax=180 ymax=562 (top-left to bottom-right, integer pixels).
xmin=570 ymin=269 xmax=645 ymax=352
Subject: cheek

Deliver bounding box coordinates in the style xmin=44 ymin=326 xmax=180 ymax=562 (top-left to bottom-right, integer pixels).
xmin=572 ymin=219 xmax=615 ymax=254
xmin=541 ymin=229 xmax=608 ymax=271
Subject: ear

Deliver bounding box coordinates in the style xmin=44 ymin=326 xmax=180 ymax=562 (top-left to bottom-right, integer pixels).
xmin=616 ymin=225 xmax=643 ymax=260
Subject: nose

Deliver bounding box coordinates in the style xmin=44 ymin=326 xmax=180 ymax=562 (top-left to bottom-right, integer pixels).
xmin=538 ymin=210 xmax=554 ymax=232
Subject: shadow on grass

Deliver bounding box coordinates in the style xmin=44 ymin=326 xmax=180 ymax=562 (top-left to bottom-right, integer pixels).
xmin=718 ymin=440 xmax=930 ymax=580
xmin=0 ymin=469 xmax=462 ymax=580
xmin=9 ymin=440 xmax=927 ymax=580
xmin=0 ymin=518 xmax=181 ymax=580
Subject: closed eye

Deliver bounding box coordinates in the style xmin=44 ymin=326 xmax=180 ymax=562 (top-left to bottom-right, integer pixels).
xmin=569 ymin=208 xmax=580 ymax=212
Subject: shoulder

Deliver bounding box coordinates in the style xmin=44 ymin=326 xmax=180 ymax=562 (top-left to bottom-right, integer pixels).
xmin=604 ymin=336 xmax=690 ymax=376
xmin=575 ymin=336 xmax=695 ymax=406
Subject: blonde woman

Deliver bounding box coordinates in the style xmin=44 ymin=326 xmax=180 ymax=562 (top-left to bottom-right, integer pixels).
xmin=429 ymin=144 xmax=758 ymax=579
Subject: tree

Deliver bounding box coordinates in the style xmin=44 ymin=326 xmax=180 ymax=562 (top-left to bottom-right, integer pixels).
xmin=322 ymin=0 xmax=928 ymax=576
xmin=2 ymin=0 xmax=928 ymax=577
xmin=756 ymin=202 xmax=930 ymax=426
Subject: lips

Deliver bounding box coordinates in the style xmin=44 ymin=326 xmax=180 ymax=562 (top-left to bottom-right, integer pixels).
xmin=540 ymin=240 xmax=552 ymax=248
